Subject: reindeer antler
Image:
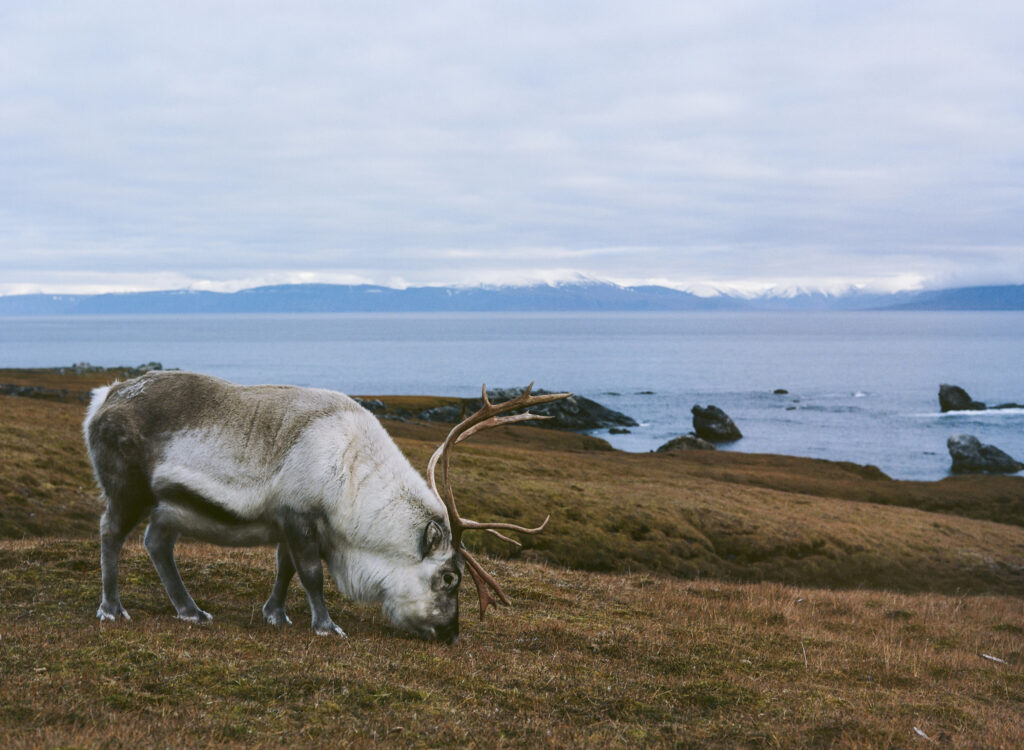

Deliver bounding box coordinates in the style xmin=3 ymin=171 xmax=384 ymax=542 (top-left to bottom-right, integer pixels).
xmin=427 ymin=383 xmax=571 ymax=619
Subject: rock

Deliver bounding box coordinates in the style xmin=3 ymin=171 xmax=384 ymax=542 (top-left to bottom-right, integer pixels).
xmin=939 ymin=384 xmax=986 ymax=412
xmin=0 ymin=384 xmax=69 ymax=402
xmin=656 ymin=433 xmax=717 ymax=452
xmin=608 ymin=427 xmax=631 ymax=434
xmin=947 ymin=434 xmax=1024 ymax=474
xmin=691 ymin=404 xmax=742 ymax=442
xmin=57 ymin=362 xmax=163 ymax=377
xmin=353 ymin=397 xmax=386 ymax=413
xmin=773 ymin=388 xmax=789 ymax=395
xmin=993 ymin=402 xmax=1024 ymax=410
xmin=418 ymin=387 xmax=638 ymax=432
xmin=417 ymin=404 xmax=462 ymax=422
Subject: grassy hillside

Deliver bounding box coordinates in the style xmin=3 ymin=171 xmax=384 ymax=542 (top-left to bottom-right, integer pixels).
xmin=4 ymin=383 xmax=1022 ymax=595
xmin=2 ymin=369 xmax=1023 ymax=747
xmin=2 ymin=539 xmax=1023 ymax=748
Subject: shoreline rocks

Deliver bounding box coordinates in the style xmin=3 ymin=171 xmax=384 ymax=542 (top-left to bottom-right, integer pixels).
xmin=0 ymin=384 xmax=82 ymax=402
xmin=691 ymin=404 xmax=742 ymax=442
xmin=657 ymin=433 xmax=717 ymax=452
xmin=0 ymin=363 xmax=166 ymax=403
xmin=59 ymin=361 xmax=164 ymax=376
xmin=947 ymin=434 xmax=1024 ymax=474
xmin=416 ymin=387 xmax=638 ymax=432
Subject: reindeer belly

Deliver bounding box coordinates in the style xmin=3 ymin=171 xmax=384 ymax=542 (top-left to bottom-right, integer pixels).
xmin=148 ymin=473 xmax=280 ymax=547
xmin=150 ymin=499 xmax=280 ymax=546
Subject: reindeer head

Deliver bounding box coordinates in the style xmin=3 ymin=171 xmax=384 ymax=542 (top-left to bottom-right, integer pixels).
xmin=368 ymin=512 xmax=464 ymax=644
xmin=425 ymin=383 xmax=569 ymax=627
xmin=328 ymin=383 xmax=568 ymax=644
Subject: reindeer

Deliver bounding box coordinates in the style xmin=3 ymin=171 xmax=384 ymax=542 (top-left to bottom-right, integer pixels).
xmin=82 ymin=370 xmax=567 ymax=643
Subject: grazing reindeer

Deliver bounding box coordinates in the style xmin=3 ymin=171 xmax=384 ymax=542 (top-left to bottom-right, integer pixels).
xmin=82 ymin=371 xmax=566 ymax=643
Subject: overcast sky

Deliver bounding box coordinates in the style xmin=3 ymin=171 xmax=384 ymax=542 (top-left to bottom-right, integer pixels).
xmin=2 ymin=1 xmax=1023 ymax=295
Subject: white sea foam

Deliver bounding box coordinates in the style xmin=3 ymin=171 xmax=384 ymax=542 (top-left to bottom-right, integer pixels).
xmin=912 ymin=408 xmax=1024 ymax=418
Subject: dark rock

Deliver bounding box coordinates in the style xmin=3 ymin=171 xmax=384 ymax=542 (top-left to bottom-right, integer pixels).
xmin=353 ymin=397 xmax=386 ymax=413
xmin=0 ymin=384 xmax=69 ymax=402
xmin=993 ymin=402 xmax=1024 ymax=410
xmin=773 ymin=388 xmax=789 ymax=395
xmin=947 ymin=434 xmax=1024 ymax=474
xmin=691 ymin=404 xmax=742 ymax=442
xmin=418 ymin=387 xmax=638 ymax=432
xmin=417 ymin=404 xmax=462 ymax=422
xmin=608 ymin=427 xmax=631 ymax=434
xmin=60 ymin=361 xmax=163 ymax=376
xmin=656 ymin=433 xmax=717 ymax=452
xmin=939 ymin=384 xmax=986 ymax=412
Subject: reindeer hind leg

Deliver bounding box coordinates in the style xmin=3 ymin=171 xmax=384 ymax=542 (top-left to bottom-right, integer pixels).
xmin=97 ymin=489 xmax=149 ymax=621
xmin=143 ymin=508 xmax=212 ymax=624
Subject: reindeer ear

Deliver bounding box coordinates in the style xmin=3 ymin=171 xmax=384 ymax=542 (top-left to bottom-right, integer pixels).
xmin=421 ymin=520 xmax=444 ymax=557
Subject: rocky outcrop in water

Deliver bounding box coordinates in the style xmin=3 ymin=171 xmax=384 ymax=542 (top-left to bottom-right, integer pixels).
xmin=938 ymin=384 xmax=1024 ymax=412
xmin=691 ymin=405 xmax=742 ymax=442
xmin=939 ymin=384 xmax=986 ymax=412
xmin=657 ymin=433 xmax=717 ymax=452
xmin=418 ymin=388 xmax=638 ymax=432
xmin=947 ymin=434 xmax=1024 ymax=474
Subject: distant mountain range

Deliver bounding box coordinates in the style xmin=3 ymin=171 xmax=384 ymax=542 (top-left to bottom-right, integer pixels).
xmin=1 ymin=282 xmax=1022 ymax=315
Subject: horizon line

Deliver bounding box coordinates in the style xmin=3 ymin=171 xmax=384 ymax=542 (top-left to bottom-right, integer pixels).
xmin=5 ymin=277 xmax=1021 ymax=300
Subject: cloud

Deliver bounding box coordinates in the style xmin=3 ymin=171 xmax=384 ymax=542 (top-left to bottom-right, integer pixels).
xmin=1 ymin=1 xmax=1023 ymax=294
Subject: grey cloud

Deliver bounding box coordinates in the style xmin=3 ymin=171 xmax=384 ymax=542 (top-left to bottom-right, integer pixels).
xmin=1 ymin=1 xmax=1023 ymax=293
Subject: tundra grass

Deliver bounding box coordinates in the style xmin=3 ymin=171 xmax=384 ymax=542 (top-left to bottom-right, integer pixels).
xmin=1 ymin=538 xmax=1022 ymax=748
xmin=2 ymin=371 xmax=1024 ymax=747
xmin=3 ymin=390 xmax=1024 ymax=595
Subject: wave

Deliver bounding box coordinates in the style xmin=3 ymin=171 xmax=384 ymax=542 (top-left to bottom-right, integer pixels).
xmin=911 ymin=408 xmax=1024 ymax=418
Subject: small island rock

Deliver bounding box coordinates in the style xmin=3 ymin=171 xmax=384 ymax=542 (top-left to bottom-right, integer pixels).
xmin=947 ymin=434 xmax=1024 ymax=474
xmin=939 ymin=384 xmax=986 ymax=412
xmin=657 ymin=433 xmax=717 ymax=452
xmin=691 ymin=404 xmax=742 ymax=442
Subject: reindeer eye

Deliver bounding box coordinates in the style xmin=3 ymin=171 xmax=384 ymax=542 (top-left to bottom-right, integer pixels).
xmin=421 ymin=520 xmax=444 ymax=557
xmin=441 ymin=572 xmax=459 ymax=590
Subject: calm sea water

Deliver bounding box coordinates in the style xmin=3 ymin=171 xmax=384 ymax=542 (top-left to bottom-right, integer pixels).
xmin=2 ymin=312 xmax=1022 ymax=480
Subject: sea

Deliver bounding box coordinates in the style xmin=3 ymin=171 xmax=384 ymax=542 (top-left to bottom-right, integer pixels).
xmin=2 ymin=311 xmax=1022 ymax=481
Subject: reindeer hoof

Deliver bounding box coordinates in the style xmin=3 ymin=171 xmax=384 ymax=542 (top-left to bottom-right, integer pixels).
xmin=263 ymin=608 xmax=293 ymax=627
xmin=178 ymin=609 xmax=213 ymax=624
xmin=96 ymin=603 xmax=131 ymax=621
xmin=313 ymin=622 xmax=346 ymax=638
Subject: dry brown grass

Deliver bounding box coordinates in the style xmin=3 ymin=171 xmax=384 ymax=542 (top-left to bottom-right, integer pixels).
xmin=0 ymin=396 xmax=99 ymax=538
xmin=5 ymin=390 xmax=1023 ymax=596
xmin=2 ymin=369 xmax=1024 ymax=747
xmin=1 ymin=539 xmax=1022 ymax=748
